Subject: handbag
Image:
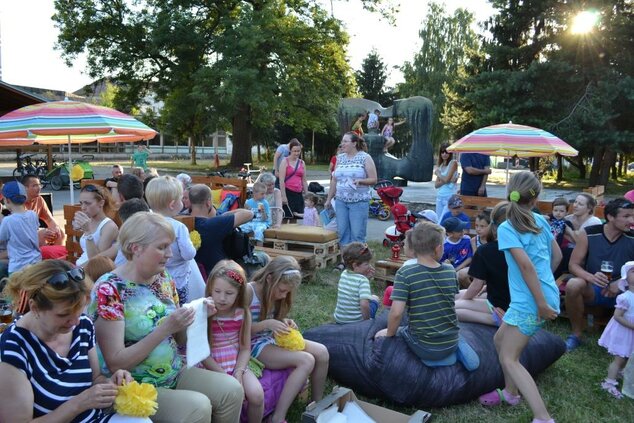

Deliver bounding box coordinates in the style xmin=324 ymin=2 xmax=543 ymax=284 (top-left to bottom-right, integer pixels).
xmin=222 ymin=227 xmax=253 ymax=260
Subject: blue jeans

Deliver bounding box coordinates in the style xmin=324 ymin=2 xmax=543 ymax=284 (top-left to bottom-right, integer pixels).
xmin=335 ymin=199 xmax=369 ymax=246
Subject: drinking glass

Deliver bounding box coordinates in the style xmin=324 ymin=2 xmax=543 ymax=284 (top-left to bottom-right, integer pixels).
xmin=601 ymin=260 xmax=614 ymax=281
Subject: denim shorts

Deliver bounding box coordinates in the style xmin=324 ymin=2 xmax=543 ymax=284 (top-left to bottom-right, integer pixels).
xmin=397 ymin=326 xmax=457 ymax=361
xmin=502 ymin=307 xmax=544 ymax=336
xmin=369 ymin=298 xmax=379 ymax=319
xmin=586 ymin=284 xmax=617 ymax=308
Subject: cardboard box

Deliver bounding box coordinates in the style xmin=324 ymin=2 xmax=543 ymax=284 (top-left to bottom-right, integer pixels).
xmin=302 ymin=386 xmax=431 ymax=423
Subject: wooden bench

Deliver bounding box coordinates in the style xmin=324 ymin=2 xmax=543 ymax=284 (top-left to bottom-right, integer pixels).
xmin=80 ymin=179 xmax=107 ymax=188
xmin=374 ymin=256 xmax=408 ymax=289
xmin=255 ymin=246 xmax=317 ymax=281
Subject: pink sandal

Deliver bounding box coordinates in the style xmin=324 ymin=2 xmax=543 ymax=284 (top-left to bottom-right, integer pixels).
xmin=479 ymin=388 xmax=522 ymax=406
xmin=601 ymin=379 xmax=623 ymax=399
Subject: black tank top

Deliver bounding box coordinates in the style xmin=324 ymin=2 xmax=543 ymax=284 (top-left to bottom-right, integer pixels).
xmin=585 ymin=224 xmax=634 ymax=277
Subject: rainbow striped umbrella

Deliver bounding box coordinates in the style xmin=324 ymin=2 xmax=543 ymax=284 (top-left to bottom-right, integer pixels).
xmin=0 ymin=100 xmax=157 ymax=202
xmin=446 ymin=122 xmax=578 ymax=158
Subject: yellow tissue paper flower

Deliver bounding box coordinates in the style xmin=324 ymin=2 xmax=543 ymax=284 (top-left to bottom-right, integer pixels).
xmin=190 ymin=230 xmax=202 ymax=250
xmin=114 ymin=381 xmax=158 ymax=417
xmin=274 ymin=328 xmax=305 ymax=351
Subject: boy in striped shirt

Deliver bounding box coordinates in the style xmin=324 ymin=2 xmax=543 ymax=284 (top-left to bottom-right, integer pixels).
xmin=333 ymin=242 xmax=380 ymax=323
xmin=375 ymin=222 xmax=460 ymax=362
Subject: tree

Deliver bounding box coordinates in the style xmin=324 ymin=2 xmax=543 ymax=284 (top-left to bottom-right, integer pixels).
xmin=53 ymin=0 xmax=355 ymax=166
xmin=355 ymin=49 xmax=392 ymax=105
xmin=398 ymin=2 xmax=479 ymax=146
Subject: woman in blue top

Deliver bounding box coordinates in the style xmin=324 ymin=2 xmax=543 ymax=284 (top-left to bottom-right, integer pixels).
xmin=479 ymin=172 xmax=562 ymax=423
xmin=324 ymin=132 xmax=377 ymax=254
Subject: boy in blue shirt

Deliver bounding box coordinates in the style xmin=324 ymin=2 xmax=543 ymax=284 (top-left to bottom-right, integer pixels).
xmin=240 ymin=182 xmax=271 ymax=246
xmin=440 ymin=195 xmax=471 ymax=229
xmin=441 ymin=217 xmax=473 ymax=272
xmin=0 ymin=181 xmax=41 ymax=274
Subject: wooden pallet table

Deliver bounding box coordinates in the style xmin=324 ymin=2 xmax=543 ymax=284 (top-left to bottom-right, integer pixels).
xmin=374 ymin=256 xmax=408 ymax=288
xmin=255 ymin=246 xmax=317 ymax=281
xmin=263 ymin=237 xmax=340 ymax=269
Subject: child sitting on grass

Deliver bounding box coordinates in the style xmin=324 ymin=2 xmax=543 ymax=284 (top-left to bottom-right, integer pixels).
xmin=441 ymin=217 xmax=473 ymax=274
xmin=0 ymin=181 xmax=41 ymax=274
xmin=240 ymin=182 xmax=271 ymax=246
xmin=333 ymin=242 xmax=379 ymax=323
xmin=376 ymin=222 xmax=478 ymax=371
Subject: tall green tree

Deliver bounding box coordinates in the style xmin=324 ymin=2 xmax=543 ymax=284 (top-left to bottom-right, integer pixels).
xmin=398 ymin=2 xmax=479 ymax=146
xmin=355 ymin=49 xmax=392 ymax=105
xmin=53 ymin=0 xmax=355 ymax=166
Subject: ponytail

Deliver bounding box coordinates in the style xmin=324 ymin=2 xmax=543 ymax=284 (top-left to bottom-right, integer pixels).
xmin=506 ymin=171 xmax=542 ymax=234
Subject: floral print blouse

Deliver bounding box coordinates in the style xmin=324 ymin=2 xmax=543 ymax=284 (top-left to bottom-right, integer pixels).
xmin=88 ymin=271 xmax=183 ymax=388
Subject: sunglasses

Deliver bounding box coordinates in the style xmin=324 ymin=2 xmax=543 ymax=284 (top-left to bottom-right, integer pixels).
xmin=47 ymin=267 xmax=85 ymax=289
xmin=82 ymin=184 xmax=103 ymax=198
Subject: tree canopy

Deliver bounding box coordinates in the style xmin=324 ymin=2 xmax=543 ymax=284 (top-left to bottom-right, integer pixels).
xmin=355 ymin=49 xmax=393 ymax=106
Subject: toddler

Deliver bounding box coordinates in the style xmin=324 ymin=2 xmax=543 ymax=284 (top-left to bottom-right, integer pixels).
xmin=597 ymin=261 xmax=634 ymax=399
xmin=440 ymin=194 xmax=471 ymax=229
xmin=548 ymin=197 xmax=573 ymax=248
xmin=145 ymin=176 xmax=205 ymax=304
xmin=0 ymin=181 xmax=41 ymax=274
xmin=333 ymin=242 xmax=379 ymax=323
xmin=240 ymin=182 xmax=271 ymax=246
xmin=301 ymin=192 xmax=321 ymax=227
xmin=203 ymin=260 xmax=264 ymax=422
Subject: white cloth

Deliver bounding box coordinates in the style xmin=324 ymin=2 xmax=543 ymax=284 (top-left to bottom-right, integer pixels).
xmin=183 ymin=298 xmax=210 ymax=367
xmin=77 ymin=217 xmax=113 ymax=266
xmin=187 ymin=260 xmax=206 ymax=300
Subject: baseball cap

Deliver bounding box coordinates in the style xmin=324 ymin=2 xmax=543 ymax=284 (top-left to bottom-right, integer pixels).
xmin=2 ymin=181 xmax=27 ymax=204
xmin=617 ymin=261 xmax=634 ymax=292
xmin=442 ymin=217 xmax=468 ymax=233
xmin=448 ymin=194 xmax=463 ymax=209
xmin=414 ymin=209 xmax=438 ymax=224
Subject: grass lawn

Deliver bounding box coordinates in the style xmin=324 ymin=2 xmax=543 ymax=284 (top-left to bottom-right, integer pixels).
xmin=285 ymin=241 xmax=634 ymax=422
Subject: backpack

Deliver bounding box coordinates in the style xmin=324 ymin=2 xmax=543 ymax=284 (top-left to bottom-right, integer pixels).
xmin=217 ymin=193 xmax=239 ymax=215
xmin=308 ymin=182 xmax=325 ymax=193
xmin=222 ymin=227 xmax=253 ymax=261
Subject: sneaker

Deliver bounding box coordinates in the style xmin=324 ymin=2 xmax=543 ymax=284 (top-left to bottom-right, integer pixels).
xmin=565 ymin=335 xmax=582 ymax=352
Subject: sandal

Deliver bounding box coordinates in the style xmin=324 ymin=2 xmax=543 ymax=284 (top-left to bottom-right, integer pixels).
xmin=479 ymin=388 xmax=522 ymax=406
xmin=601 ymin=379 xmax=623 ymax=399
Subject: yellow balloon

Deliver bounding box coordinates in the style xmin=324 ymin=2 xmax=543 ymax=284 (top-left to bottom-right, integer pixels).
xmin=70 ymin=164 xmax=85 ymax=181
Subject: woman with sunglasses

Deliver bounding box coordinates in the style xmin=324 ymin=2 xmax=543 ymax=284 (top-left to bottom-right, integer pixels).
xmin=434 ymin=142 xmax=459 ymax=220
xmin=73 ymin=184 xmax=119 ymax=266
xmin=0 ymin=260 xmax=146 ymax=423
xmin=89 ymin=212 xmax=243 ymax=423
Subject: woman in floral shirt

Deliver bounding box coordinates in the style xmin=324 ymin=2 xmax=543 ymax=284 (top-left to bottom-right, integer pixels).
xmin=89 ymin=212 xmax=243 ymax=423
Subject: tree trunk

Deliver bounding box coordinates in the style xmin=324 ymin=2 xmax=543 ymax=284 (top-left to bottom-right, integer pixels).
xmin=577 ymin=156 xmax=586 ymax=179
xmin=598 ymin=148 xmax=616 ymax=187
xmin=190 ymin=136 xmax=197 ymax=166
xmin=556 ymin=154 xmax=563 ymax=182
xmin=588 ymin=146 xmax=604 ymax=186
xmin=230 ymin=103 xmax=253 ymax=167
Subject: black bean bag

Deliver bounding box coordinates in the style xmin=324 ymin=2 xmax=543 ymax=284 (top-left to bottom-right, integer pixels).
xmin=303 ymin=311 xmax=565 ymax=408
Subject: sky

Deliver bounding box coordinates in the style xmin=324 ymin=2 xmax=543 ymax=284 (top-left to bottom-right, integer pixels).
xmin=0 ymin=0 xmax=494 ymax=93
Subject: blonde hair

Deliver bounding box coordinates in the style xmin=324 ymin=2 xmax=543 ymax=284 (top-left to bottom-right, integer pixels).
xmin=342 ymin=242 xmax=373 ymax=270
xmin=506 ymin=171 xmax=542 ymax=234
xmin=119 ymin=212 xmax=175 ymax=260
xmin=251 ymin=256 xmax=302 ymax=321
xmin=252 ymin=182 xmax=267 ymax=195
xmin=405 ymin=222 xmax=445 ymax=256
xmin=83 ymin=256 xmax=116 ymax=283
xmin=206 ymin=260 xmax=251 ymax=346
xmin=130 ymin=167 xmax=145 ymax=180
xmin=145 ymin=175 xmax=183 ymax=211
xmin=3 ymin=260 xmax=92 ymax=314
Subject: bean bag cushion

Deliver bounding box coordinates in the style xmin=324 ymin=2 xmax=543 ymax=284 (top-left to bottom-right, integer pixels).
xmin=240 ymin=368 xmax=292 ymax=423
xmin=303 ymin=311 xmax=565 ymax=408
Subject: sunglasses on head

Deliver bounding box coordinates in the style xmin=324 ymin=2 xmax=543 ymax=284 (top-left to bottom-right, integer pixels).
xmin=47 ymin=267 xmax=85 ymax=289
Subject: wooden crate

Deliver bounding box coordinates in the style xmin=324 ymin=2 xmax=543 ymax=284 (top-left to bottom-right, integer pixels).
xmin=255 ymin=246 xmax=317 ymax=280
xmin=374 ymin=257 xmax=408 ymax=288
xmin=262 ymin=237 xmax=340 ymax=269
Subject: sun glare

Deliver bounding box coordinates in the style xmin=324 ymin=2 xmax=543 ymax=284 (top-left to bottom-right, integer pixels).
xmin=571 ymin=10 xmax=599 ymax=35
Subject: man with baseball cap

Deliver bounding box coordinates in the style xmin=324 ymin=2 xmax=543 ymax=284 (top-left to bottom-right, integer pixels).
xmin=565 ymin=197 xmax=634 ymax=351
xmin=0 ymin=181 xmax=41 ymax=273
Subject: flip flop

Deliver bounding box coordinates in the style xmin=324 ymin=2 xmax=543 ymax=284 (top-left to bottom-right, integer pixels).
xmin=479 ymin=388 xmax=522 ymax=406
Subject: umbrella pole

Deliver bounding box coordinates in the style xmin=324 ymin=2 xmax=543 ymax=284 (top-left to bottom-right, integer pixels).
xmin=68 ymin=136 xmax=74 ymax=204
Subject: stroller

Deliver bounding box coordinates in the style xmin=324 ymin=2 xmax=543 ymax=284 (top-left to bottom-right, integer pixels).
xmin=377 ymin=181 xmax=416 ymax=248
